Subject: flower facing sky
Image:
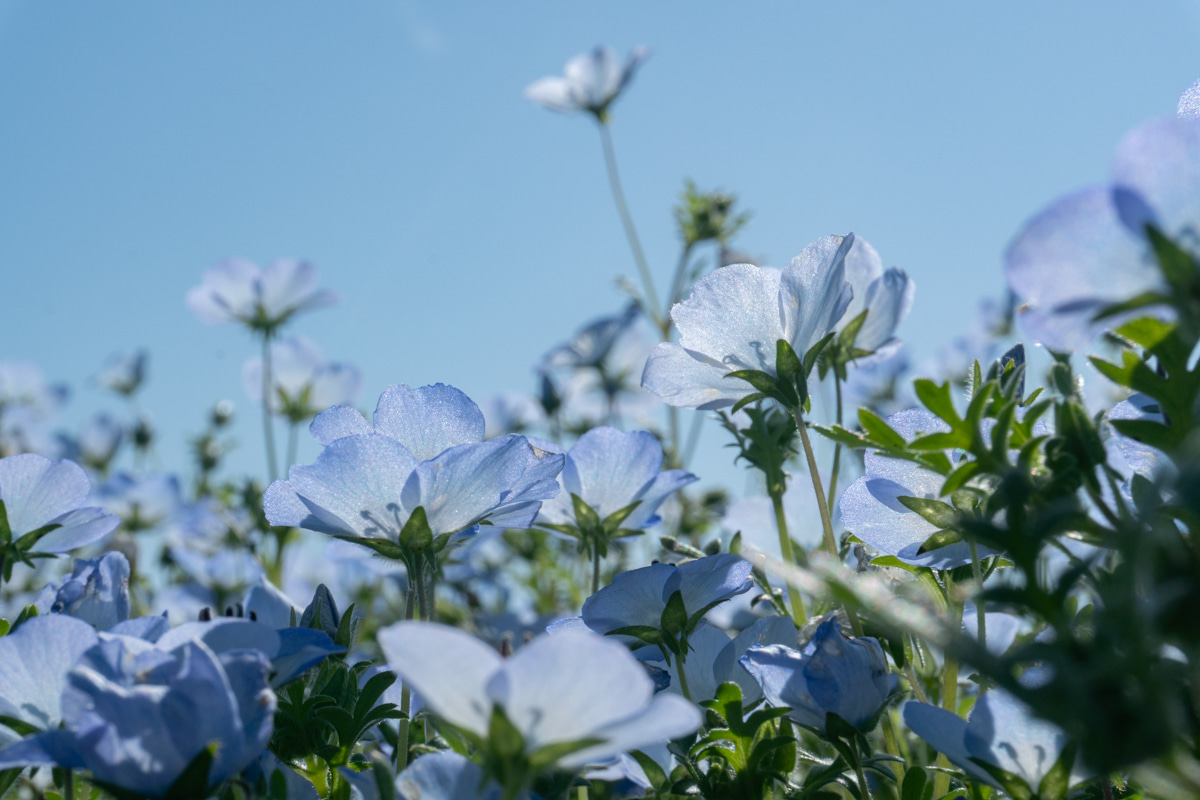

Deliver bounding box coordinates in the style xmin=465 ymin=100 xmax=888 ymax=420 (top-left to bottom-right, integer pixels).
xmin=641 ymin=235 xmax=855 ymax=410
xmin=838 ymin=236 xmax=915 ymax=358
xmin=186 ymin=258 xmax=337 ymax=333
xmin=524 ymin=46 xmax=650 ymax=121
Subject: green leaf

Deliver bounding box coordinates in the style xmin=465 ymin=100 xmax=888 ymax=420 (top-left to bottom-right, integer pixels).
xmin=913 ymin=379 xmax=961 ymax=426
xmin=803 ymin=332 xmax=837 ymax=375
xmin=629 ymin=750 xmax=668 ymax=791
xmin=838 ymin=309 xmax=871 ymax=352
xmin=660 ymin=590 xmax=688 ymax=638
xmin=858 ymin=409 xmax=907 ymax=450
xmin=0 ymin=501 xmax=9 ymax=545
xmin=602 ymin=500 xmax=642 ymax=535
xmin=399 ymin=507 xmax=433 ymax=554
xmin=1146 ymin=224 xmax=1200 ymax=293
xmin=529 ymin=736 xmax=606 ymax=770
xmin=941 ymin=460 xmax=981 ymax=495
xmin=967 ymin=758 xmax=1032 ymax=800
xmin=1036 ymin=741 xmax=1078 ymax=800
xmin=776 ymin=338 xmax=803 ymax=383
xmin=899 ymin=766 xmax=927 ymax=800
xmin=917 ymin=529 xmax=963 ymax=554
xmin=896 ymin=496 xmax=956 ymax=528
xmin=1093 ymin=290 xmax=1172 ymax=321
xmin=163 ymin=743 xmax=216 ymax=800
xmin=369 ymin=753 xmax=397 ymax=800
xmin=909 ymin=432 xmax=970 ymax=452
xmin=12 ymin=523 xmax=62 ymax=552
xmin=814 ymin=425 xmax=871 ymax=449
xmin=824 ymin=712 xmax=861 ymax=744
xmin=488 ymin=706 xmax=525 ymax=759
xmin=725 ymin=369 xmax=779 ymax=394
xmin=731 ymin=392 xmax=768 ymax=414
xmin=333 ymin=535 xmax=406 ymax=562
xmin=605 ymin=625 xmax=664 ymax=647
xmin=1114 ymin=316 xmax=1175 ymax=350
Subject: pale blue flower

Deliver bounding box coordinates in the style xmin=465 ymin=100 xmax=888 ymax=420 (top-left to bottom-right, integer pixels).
xmin=156 ymin=618 xmax=343 ymax=688
xmin=740 ymin=619 xmax=891 ymax=733
xmin=309 ymin=383 xmax=483 ymax=455
xmin=481 ymin=392 xmax=545 ymax=439
xmin=36 ymin=551 xmax=131 ymax=631
xmin=0 ymin=454 xmax=119 ymax=556
xmin=1178 ymin=78 xmax=1200 ymax=119
xmin=543 ymin=304 xmax=640 ymax=372
xmin=396 ymin=750 xmax=510 ymax=800
xmin=0 ymin=615 xmax=98 ymax=743
xmin=95 ymin=350 xmax=147 ymax=397
xmin=904 ymin=674 xmax=1081 ymax=791
xmin=76 ymin=414 xmax=123 ymax=471
xmin=839 ymin=409 xmax=1000 ymax=569
xmin=653 ymin=616 xmax=798 ymax=705
xmin=378 ymin=623 xmax=701 ymax=770
xmin=538 ymin=427 xmax=696 ymax=531
xmin=243 ymin=336 xmax=362 ymax=423
xmin=0 ymin=361 xmax=67 ymax=418
xmin=0 ymin=637 xmax=275 ymax=798
xmin=839 ymin=236 xmax=915 ymax=357
xmin=525 ymin=47 xmax=650 ymax=120
xmin=186 ymin=258 xmax=337 ymax=332
xmin=94 ymin=472 xmax=181 ymax=532
xmin=1005 ymin=115 xmax=1200 ymax=351
xmin=642 ymin=235 xmax=855 ymax=410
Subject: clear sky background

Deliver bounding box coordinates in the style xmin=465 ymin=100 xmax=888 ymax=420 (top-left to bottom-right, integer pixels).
xmin=1 ymin=2 xmax=1198 ymax=493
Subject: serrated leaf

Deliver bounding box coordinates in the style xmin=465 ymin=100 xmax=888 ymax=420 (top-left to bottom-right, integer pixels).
xmin=858 ymin=408 xmax=907 ymax=450
xmin=913 ymin=380 xmax=961 ymax=426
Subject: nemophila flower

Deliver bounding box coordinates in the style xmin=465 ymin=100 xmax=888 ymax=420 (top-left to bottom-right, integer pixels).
xmin=156 ymin=617 xmax=342 ymax=688
xmin=395 ymin=750 xmax=513 ymax=800
xmin=95 ymin=349 xmax=147 ymax=397
xmin=839 ymin=409 xmax=1000 ymax=569
xmin=904 ymin=674 xmax=1082 ymax=793
xmin=378 ymin=623 xmax=700 ymax=787
xmin=1005 ymin=104 xmax=1200 ymax=352
xmin=1106 ymin=392 xmax=1167 ymax=480
xmin=524 ymin=46 xmax=650 ymax=121
xmin=187 ymin=258 xmax=337 ymax=333
xmin=36 ymin=551 xmax=131 ymax=631
xmin=0 ymin=454 xmax=119 ymax=578
xmin=0 ymin=361 xmax=67 ymax=417
xmin=94 ymin=472 xmax=181 ymax=532
xmin=652 ymin=616 xmax=798 ymax=705
xmin=0 ymin=636 xmax=275 ymax=799
xmin=482 ymin=392 xmax=545 ymax=439
xmin=740 ymin=619 xmax=892 ymax=734
xmin=1178 ymin=78 xmax=1200 ymax=119
xmin=837 ymin=236 xmax=915 ymax=359
xmin=543 ymin=304 xmax=640 ymax=372
xmin=642 ymin=235 xmax=855 ymax=410
xmin=266 ymin=385 xmax=564 ymax=568
xmin=0 ymin=615 xmax=98 ymax=744
xmin=537 ymin=427 xmax=696 ymax=547
xmin=75 ymin=413 xmax=123 ymax=472
xmin=722 ymin=483 xmax=828 ymax=560
xmin=243 ymin=336 xmax=362 ymax=424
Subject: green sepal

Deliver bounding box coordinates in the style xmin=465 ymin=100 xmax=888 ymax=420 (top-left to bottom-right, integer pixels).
xmin=602 ymin=500 xmax=642 ymax=535
xmin=333 ymin=535 xmax=406 ymax=562
xmin=660 ymin=590 xmax=688 ymax=639
xmin=0 ymin=501 xmax=9 ymax=545
xmin=731 ymin=392 xmax=768 ymax=414
xmin=916 ymin=528 xmax=963 ymax=554
xmin=488 ymin=706 xmax=525 ymax=759
xmin=1035 ymin=741 xmax=1078 ymax=800
xmin=724 ymin=369 xmax=779 ymax=395
xmin=967 ymin=757 xmax=1032 ymax=800
xmin=896 ymin=496 xmax=956 ymax=528
xmin=776 ymin=338 xmax=804 ymax=384
xmin=399 ymin=507 xmax=433 ymax=554
xmin=12 ymin=523 xmax=63 ymax=552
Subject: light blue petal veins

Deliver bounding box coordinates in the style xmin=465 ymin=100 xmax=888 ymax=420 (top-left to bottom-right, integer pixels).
xmin=801 ymin=623 xmax=890 ymax=729
xmin=310 ymin=405 xmax=372 ymax=446
xmin=1112 ymin=117 xmax=1200 ymax=240
xmin=373 ymin=384 xmax=486 ymax=461
xmin=108 ymin=615 xmax=170 ymax=642
xmin=0 ymin=453 xmax=90 ymax=535
xmin=0 ymin=615 xmax=98 ymax=730
xmin=377 ymin=622 xmax=501 ymax=738
xmin=1179 ymin=78 xmax=1200 ymax=119
xmin=1005 ymin=186 xmax=1156 ymax=351
xmin=780 ymin=234 xmax=855 ymax=355
xmin=582 ymin=563 xmax=675 ymax=633
xmin=964 ymin=689 xmax=1070 ymax=788
xmin=489 ymin=629 xmax=653 ymax=752
xmin=738 ymin=644 xmax=825 ymax=729
xmin=902 ymin=702 xmax=992 ymax=783
xmin=264 ymin=434 xmax=419 ymax=538
xmin=405 ymin=436 xmax=562 ymax=535
xmin=671 ymin=264 xmax=787 ymax=376
xmin=44 ymin=551 xmax=130 ymax=630
xmin=272 ymin=628 xmax=344 ymax=687
xmin=664 ymin=554 xmax=753 ymax=616
xmin=714 ymin=615 xmax=799 ymax=705
xmin=840 ymin=235 xmax=884 ymax=324
xmin=185 ymin=258 xmax=259 ymax=324
xmin=660 ymin=622 xmax=728 ymax=704
xmin=856 ymin=268 xmax=915 ymax=353
xmin=258 ymin=259 xmax=338 ymax=319
xmin=640 ymin=342 xmax=750 ymax=410
xmin=625 ymin=469 xmax=698 ymax=529
xmin=396 ymin=750 xmax=502 ymax=800
xmin=560 ymin=691 xmax=701 ymax=769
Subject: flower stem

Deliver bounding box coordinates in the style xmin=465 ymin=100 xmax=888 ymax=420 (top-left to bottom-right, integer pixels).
xmin=827 ymin=374 xmax=844 ymax=512
xmin=285 ymin=421 xmax=299 ymax=473
xmin=792 ymin=406 xmax=863 ymax=636
xmin=395 ymin=584 xmax=416 ymax=771
xmin=260 ymin=333 xmax=279 ymax=483
xmin=675 ymin=653 xmax=694 ymax=702
xmin=591 ymin=546 xmax=602 ymax=595
xmin=968 ymin=536 xmax=986 ymax=648
xmin=933 ymin=576 xmax=964 ymax=798
xmin=597 ymin=122 xmax=662 ymax=327
xmin=770 ymin=487 xmax=807 ymax=626
xmin=853 ymin=756 xmax=872 ymax=800
xmin=64 ymin=769 xmax=73 ymax=800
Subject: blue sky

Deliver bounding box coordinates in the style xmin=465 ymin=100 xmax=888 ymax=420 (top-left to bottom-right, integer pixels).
xmin=1 ymin=1 xmax=1197 ymax=492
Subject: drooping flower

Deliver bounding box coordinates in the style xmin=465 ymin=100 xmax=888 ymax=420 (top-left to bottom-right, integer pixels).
xmin=740 ymin=619 xmax=892 ymax=733
xmin=838 ymin=409 xmax=1000 ymax=569
xmin=94 ymin=349 xmax=147 ymax=397
xmin=837 ymin=236 xmax=915 ymax=358
xmin=525 ymin=46 xmax=651 ymax=121
xmin=0 ymin=636 xmax=275 ymax=799
xmin=1005 ymin=109 xmax=1200 ymax=352
xmin=904 ymin=673 xmax=1082 ymax=793
xmin=537 ymin=426 xmax=696 ymax=533
xmin=642 ymin=235 xmax=855 ymax=410
xmin=242 ymin=336 xmax=362 ymax=424
xmin=265 ymin=384 xmax=564 ymax=562
xmin=0 ymin=454 xmax=119 ymax=571
xmin=378 ymin=623 xmax=700 ymax=779
xmin=186 ymin=258 xmax=337 ymax=333
xmin=36 ymin=551 xmax=131 ymax=631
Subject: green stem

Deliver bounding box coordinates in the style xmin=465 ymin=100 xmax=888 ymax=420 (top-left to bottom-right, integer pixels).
xmin=827 ymin=375 xmax=844 ymax=512
xmin=414 ymin=568 xmax=432 ymax=622
xmin=592 ymin=546 xmax=602 ymax=595
xmin=395 ymin=585 xmax=416 ymax=771
xmin=260 ymin=333 xmax=279 ymax=482
xmin=597 ymin=122 xmax=662 ymax=327
xmin=853 ymin=754 xmax=872 ymax=800
xmin=793 ymin=406 xmax=863 ymax=636
xmin=881 ymin=713 xmax=906 ymax=784
xmin=285 ymin=421 xmax=299 ymax=473
xmin=682 ymin=408 xmax=705 ymax=469
xmin=770 ymin=488 xmax=808 ymax=626
xmin=933 ymin=577 xmax=964 ymax=798
xmin=675 ymin=653 xmax=694 ymax=702
xmin=968 ymin=536 xmax=986 ymax=648
xmin=64 ymin=769 xmax=73 ymax=800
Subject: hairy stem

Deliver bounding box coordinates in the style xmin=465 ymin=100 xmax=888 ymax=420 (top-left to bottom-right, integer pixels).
xmin=395 ymin=584 xmax=416 ymax=771
xmin=598 ymin=122 xmax=662 ymax=326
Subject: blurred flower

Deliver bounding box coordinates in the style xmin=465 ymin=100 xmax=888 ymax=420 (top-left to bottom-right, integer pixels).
xmin=0 ymin=615 xmax=98 ymax=744
xmin=186 ymin=258 xmax=337 ymax=333
xmin=838 ymin=236 xmax=915 ymax=358
xmin=395 ymin=750 xmax=512 ymax=800
xmin=1005 ymin=112 xmax=1200 ymax=351
xmin=379 ymin=623 xmax=700 ymax=774
xmin=36 ymin=551 xmax=130 ymax=631
xmin=642 ymin=235 xmax=855 ymax=410
xmin=543 ymin=304 xmax=640 ymax=372
xmin=538 ymin=427 xmax=696 ymax=531
xmin=0 ymin=454 xmax=119 ymax=564
xmin=0 ymin=637 xmax=275 ymax=798
xmin=652 ymin=616 xmax=798 ymax=705
xmin=481 ymin=392 xmax=545 ymax=439
xmin=95 ymin=349 xmax=147 ymax=397
xmin=72 ymin=413 xmax=124 ymax=472
xmin=95 ymin=472 xmax=181 ymax=532
xmin=243 ymin=336 xmax=362 ymax=424
xmin=740 ymin=619 xmax=891 ymax=733
xmin=157 ymin=617 xmax=342 ymax=688
xmin=524 ymin=46 xmax=650 ymax=122
xmin=0 ymin=361 xmax=68 ymax=417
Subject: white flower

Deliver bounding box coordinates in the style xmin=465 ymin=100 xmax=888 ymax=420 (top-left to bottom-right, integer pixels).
xmin=525 ymin=46 xmax=650 ymax=120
